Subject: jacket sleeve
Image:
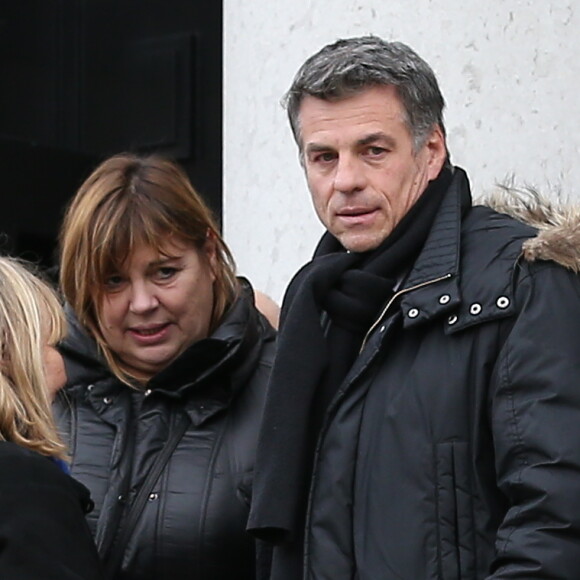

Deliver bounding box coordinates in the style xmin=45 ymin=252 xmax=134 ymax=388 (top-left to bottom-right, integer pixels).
xmin=0 ymin=445 xmax=103 ymax=579
xmin=489 ymin=261 xmax=580 ymax=578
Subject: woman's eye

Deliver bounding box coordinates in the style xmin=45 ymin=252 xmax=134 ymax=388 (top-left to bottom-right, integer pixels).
xmin=156 ymin=267 xmax=178 ymax=280
xmin=104 ymin=275 xmax=124 ymax=291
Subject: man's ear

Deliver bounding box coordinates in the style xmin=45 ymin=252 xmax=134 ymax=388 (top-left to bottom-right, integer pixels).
xmin=425 ymin=126 xmax=447 ymax=181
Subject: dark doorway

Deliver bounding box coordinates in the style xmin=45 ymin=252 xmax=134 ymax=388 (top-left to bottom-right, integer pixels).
xmin=0 ymin=0 xmax=222 ymax=270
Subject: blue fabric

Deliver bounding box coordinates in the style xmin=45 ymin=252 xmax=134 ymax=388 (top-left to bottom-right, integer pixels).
xmin=50 ymin=456 xmax=71 ymax=474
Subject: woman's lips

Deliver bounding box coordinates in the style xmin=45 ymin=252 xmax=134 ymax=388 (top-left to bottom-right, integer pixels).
xmin=128 ymin=323 xmax=171 ymax=344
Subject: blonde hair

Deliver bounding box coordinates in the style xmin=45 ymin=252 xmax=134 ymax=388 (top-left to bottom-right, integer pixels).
xmin=0 ymin=256 xmax=67 ymax=459
xmin=59 ymin=153 xmax=239 ymax=384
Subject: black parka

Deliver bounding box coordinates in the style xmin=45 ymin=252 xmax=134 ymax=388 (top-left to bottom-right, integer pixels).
xmin=0 ymin=442 xmax=102 ymax=579
xmin=302 ymin=169 xmax=580 ymax=579
xmin=55 ymin=281 xmax=275 ymax=580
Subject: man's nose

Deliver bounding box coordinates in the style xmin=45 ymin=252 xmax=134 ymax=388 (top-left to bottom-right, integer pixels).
xmin=129 ymin=282 xmax=159 ymax=313
xmin=333 ymin=154 xmax=366 ymax=194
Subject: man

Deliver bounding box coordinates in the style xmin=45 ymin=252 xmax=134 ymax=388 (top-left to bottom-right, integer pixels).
xmin=248 ymin=36 xmax=580 ymax=578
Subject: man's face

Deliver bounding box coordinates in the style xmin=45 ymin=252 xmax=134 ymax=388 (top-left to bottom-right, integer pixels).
xmin=299 ymin=85 xmax=446 ymax=252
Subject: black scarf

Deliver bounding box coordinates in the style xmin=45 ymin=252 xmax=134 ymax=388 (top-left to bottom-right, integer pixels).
xmin=248 ymin=166 xmax=454 ymax=572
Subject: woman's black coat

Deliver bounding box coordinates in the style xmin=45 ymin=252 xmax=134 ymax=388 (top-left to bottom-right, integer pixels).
xmin=0 ymin=441 xmax=102 ymax=579
xmin=55 ymin=282 xmax=275 ymax=580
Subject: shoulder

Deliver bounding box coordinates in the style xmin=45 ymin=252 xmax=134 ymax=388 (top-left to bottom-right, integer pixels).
xmin=0 ymin=441 xmax=69 ymax=484
xmin=455 ymin=206 xmax=535 ymax=312
xmin=0 ymin=441 xmax=56 ymax=475
xmin=480 ymin=185 xmax=580 ymax=273
xmin=0 ymin=442 xmax=93 ymax=512
xmin=0 ymin=442 xmax=84 ymax=501
xmin=466 ymin=192 xmax=580 ymax=293
xmin=462 ymin=205 xmax=536 ymax=261
xmin=253 ymin=290 xmax=280 ymax=330
xmin=460 ymin=197 xmax=580 ymax=285
xmin=228 ymin=284 xmax=276 ymax=397
xmin=448 ymin=202 xmax=580 ymax=333
xmin=239 ymin=281 xmax=277 ymax=376
xmin=230 ymin=278 xmax=277 ymax=345
xmin=204 ymin=280 xmax=277 ymax=389
xmin=0 ymin=445 xmax=101 ymax=578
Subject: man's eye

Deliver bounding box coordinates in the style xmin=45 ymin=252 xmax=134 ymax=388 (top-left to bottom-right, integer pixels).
xmin=312 ymin=152 xmax=336 ymax=163
xmin=366 ymin=146 xmax=387 ymax=157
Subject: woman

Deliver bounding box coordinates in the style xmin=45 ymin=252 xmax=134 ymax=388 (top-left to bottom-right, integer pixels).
xmin=55 ymin=153 xmax=276 ymax=580
xmin=0 ymin=256 xmax=102 ymax=579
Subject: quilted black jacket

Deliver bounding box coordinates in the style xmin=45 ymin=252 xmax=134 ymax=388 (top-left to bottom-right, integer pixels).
xmin=55 ymin=281 xmax=275 ymax=580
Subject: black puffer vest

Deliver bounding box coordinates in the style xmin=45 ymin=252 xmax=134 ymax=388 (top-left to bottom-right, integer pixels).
xmin=55 ymin=281 xmax=275 ymax=580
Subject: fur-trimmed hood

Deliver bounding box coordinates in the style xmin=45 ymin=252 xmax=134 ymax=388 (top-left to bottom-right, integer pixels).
xmin=484 ymin=187 xmax=580 ymax=273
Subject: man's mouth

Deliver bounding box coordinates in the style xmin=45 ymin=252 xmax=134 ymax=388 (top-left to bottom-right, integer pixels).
xmin=336 ymin=207 xmax=378 ymax=224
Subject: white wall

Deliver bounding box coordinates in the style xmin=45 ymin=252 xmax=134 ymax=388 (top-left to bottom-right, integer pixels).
xmin=224 ymin=1 xmax=580 ymax=303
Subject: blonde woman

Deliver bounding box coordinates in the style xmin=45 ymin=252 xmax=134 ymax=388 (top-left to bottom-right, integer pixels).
xmin=0 ymin=256 xmax=102 ymax=579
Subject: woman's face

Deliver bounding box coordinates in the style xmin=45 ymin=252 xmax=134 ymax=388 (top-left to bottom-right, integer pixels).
xmin=98 ymin=237 xmax=217 ymax=381
xmin=43 ymin=345 xmax=67 ymax=401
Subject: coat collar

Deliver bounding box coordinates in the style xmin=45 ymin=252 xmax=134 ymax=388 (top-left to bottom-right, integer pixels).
xmin=60 ymin=280 xmax=272 ymax=426
xmin=397 ymin=167 xmax=533 ymax=334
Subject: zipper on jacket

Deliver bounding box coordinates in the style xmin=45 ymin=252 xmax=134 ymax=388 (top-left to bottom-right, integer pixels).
xmin=103 ymin=411 xmax=190 ymax=579
xmin=303 ymin=272 xmax=454 ymax=574
xmin=360 ymin=273 xmax=453 ymax=352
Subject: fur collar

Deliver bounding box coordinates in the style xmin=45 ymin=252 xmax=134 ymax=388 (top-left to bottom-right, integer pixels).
xmin=483 ymin=186 xmax=580 ymax=273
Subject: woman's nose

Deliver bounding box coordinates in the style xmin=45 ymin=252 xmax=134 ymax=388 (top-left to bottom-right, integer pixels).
xmin=129 ymin=282 xmax=159 ymax=313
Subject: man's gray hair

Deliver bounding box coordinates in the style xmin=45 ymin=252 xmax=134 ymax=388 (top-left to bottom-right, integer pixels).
xmin=284 ymin=35 xmax=446 ymax=153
